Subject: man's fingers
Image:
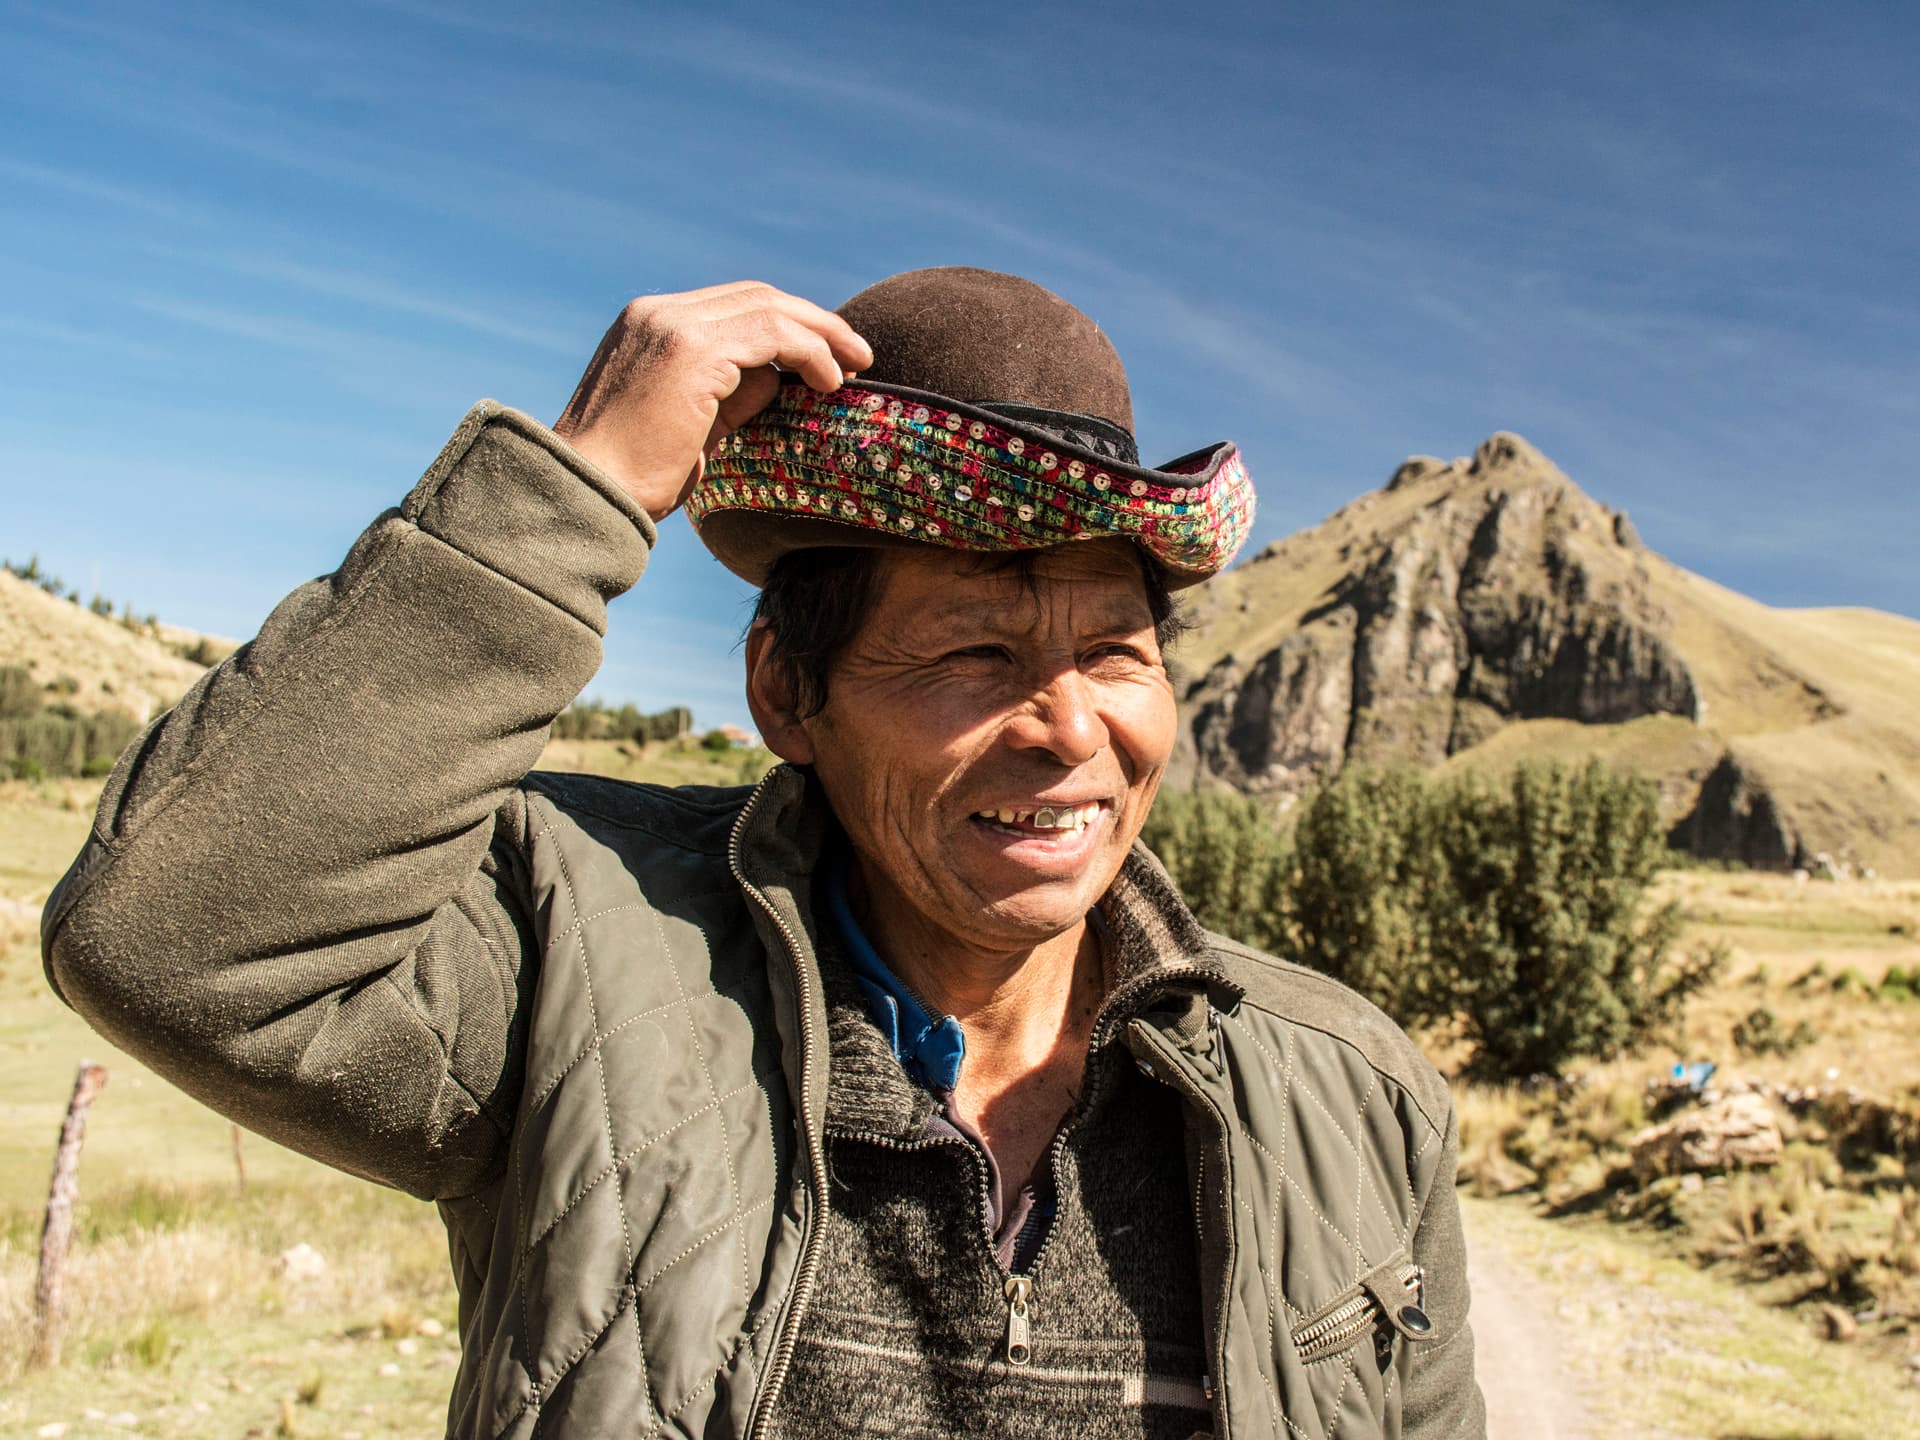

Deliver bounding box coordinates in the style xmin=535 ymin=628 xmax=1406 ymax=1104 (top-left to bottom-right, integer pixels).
xmin=710 ymin=311 xmax=846 ymax=395
xmin=691 ymin=284 xmax=872 ymax=377
xmin=768 ymin=315 xmax=848 ymax=392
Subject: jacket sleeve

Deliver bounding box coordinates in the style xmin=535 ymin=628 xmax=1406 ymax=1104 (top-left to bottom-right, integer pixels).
xmin=40 ymin=403 xmax=656 ymax=1201
xmin=1401 ymin=1104 xmax=1488 ymax=1438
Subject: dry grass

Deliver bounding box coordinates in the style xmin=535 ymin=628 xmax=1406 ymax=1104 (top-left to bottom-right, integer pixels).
xmin=535 ymin=734 xmax=776 ymax=789
xmin=0 ymin=571 xmax=213 ymax=722
xmin=1455 ymin=865 xmax=1920 ymax=1407
xmin=1463 ymin=1194 xmax=1920 ymax=1439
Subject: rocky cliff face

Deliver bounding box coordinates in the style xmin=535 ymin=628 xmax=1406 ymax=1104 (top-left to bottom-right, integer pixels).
xmin=1183 ymin=433 xmax=1702 ymax=797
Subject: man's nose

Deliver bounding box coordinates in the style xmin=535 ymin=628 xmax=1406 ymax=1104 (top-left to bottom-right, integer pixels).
xmin=1007 ymin=667 xmax=1109 ymax=767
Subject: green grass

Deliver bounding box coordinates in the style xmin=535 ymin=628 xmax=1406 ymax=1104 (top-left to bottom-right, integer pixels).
xmin=534 ymin=733 xmax=777 ymax=789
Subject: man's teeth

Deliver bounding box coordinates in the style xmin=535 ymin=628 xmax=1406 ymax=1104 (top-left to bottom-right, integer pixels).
xmin=974 ymin=804 xmax=1102 ymax=832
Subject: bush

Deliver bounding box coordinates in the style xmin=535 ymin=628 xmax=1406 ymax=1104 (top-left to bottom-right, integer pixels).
xmin=701 ymin=728 xmax=735 ymax=753
xmin=1432 ymin=762 xmax=1723 ymax=1079
xmin=1145 ymin=760 xmax=1720 ymax=1079
xmin=0 ymin=665 xmax=38 ymax=720
xmin=551 ymin=699 xmax=692 ymax=744
xmin=0 ymin=705 xmax=140 ymax=780
xmin=1276 ymin=767 xmax=1449 ymax=1027
xmin=1732 ymin=1006 xmax=1817 ymax=1056
xmin=1140 ymin=789 xmax=1286 ymax=946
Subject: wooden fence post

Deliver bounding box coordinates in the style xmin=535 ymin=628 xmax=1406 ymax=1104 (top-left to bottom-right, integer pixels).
xmin=31 ymin=1060 xmax=109 ymax=1369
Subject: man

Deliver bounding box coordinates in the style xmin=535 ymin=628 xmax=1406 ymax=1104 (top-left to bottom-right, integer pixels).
xmin=43 ymin=269 xmax=1484 ymax=1438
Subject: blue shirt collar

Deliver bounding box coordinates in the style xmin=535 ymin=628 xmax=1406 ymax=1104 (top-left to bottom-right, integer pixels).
xmin=825 ymin=851 xmax=967 ymax=1094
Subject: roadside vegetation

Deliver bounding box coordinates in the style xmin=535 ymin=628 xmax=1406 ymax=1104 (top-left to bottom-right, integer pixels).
xmin=1146 ymin=761 xmax=1726 ymax=1079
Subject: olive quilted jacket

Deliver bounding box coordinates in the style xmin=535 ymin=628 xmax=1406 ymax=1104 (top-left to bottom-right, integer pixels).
xmin=43 ymin=404 xmax=1484 ymax=1439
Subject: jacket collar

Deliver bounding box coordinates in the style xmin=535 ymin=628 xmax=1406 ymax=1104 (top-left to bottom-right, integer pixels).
xmin=731 ymin=765 xmax=1244 ymax=1137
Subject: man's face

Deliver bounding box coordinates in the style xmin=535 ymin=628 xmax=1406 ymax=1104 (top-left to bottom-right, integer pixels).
xmin=797 ymin=540 xmax=1178 ymax=952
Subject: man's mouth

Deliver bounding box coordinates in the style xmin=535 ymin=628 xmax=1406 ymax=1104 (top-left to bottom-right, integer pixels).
xmin=971 ymin=801 xmax=1107 ymax=836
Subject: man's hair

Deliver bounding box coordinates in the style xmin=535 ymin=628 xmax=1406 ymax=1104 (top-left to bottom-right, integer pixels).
xmin=752 ymin=547 xmax=1186 ymax=719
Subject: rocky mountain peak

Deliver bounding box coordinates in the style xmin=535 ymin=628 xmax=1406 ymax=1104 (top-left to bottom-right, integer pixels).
xmin=1181 ymin=433 xmax=1697 ymax=799
xmin=1386 ymin=430 xmax=1558 ymax=495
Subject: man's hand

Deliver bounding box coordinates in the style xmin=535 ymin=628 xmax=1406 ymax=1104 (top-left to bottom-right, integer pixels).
xmin=553 ymin=281 xmax=873 ymax=522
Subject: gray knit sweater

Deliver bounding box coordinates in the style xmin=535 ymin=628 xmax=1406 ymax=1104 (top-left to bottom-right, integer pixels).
xmin=770 ymin=884 xmax=1216 ymax=1438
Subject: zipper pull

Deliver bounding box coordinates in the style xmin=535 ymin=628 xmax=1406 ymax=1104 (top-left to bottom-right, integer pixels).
xmin=1003 ymin=1274 xmax=1034 ymax=1366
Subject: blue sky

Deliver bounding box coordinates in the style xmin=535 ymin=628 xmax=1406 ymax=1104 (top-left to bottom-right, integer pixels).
xmin=3 ymin=0 xmax=1915 ymax=726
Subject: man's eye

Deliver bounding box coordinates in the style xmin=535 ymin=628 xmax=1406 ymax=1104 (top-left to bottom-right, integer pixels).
xmin=944 ymin=645 xmax=1010 ymax=663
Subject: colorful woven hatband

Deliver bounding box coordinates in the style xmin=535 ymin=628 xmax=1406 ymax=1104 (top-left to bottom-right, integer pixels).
xmin=688 ymin=377 xmax=1254 ymax=589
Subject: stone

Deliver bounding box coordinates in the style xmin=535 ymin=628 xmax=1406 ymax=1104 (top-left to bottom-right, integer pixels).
xmin=1817 ymin=1304 xmax=1858 ymax=1342
xmin=1670 ymin=752 xmax=1804 ymax=871
xmin=1630 ymin=1092 xmax=1785 ymax=1182
xmin=276 ymin=1242 xmax=326 ymax=1282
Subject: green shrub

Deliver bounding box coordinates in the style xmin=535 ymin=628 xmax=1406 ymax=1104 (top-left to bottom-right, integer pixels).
xmin=1433 ymin=762 xmax=1723 ymax=1080
xmin=1275 ymin=767 xmax=1449 ymax=1027
xmin=1140 ymin=789 xmax=1287 ymax=947
xmin=552 ymin=698 xmax=692 ymax=744
xmin=1145 ymin=760 xmax=1721 ymax=1080
xmin=1733 ymin=1006 xmax=1817 ymax=1056
xmin=0 ymin=705 xmax=140 ymax=779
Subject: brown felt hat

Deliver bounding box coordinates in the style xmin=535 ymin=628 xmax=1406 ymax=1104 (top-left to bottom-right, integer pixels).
xmin=840 ymin=267 xmax=1135 ymax=436
xmin=689 ymin=267 xmax=1254 ymax=588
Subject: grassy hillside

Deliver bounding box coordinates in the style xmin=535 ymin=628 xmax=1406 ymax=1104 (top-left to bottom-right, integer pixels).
xmin=0 ymin=571 xmax=222 ymax=723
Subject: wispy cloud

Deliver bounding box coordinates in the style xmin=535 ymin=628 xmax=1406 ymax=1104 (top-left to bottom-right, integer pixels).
xmin=0 ymin=155 xmax=214 ymax=225
xmin=150 ymin=249 xmax=590 ymax=355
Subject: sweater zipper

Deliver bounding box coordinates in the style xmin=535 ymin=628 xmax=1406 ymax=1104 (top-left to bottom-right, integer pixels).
xmin=991 ymin=966 xmax=1212 ymax=1369
xmin=731 ymin=776 xmax=829 ymax=1440
xmin=823 ymin=966 xmax=1217 ymax=1381
xmin=831 ymin=1122 xmax=1048 ymax=1368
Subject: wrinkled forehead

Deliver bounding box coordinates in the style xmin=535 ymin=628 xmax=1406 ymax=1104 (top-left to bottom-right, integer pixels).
xmin=865 ymin=539 xmax=1158 ymax=636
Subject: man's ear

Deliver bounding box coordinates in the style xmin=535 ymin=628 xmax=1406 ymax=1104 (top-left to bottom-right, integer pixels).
xmin=745 ymin=620 xmax=817 ymax=766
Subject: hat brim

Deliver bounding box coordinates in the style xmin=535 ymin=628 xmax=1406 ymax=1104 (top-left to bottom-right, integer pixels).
xmin=687 ymin=377 xmax=1253 ymax=590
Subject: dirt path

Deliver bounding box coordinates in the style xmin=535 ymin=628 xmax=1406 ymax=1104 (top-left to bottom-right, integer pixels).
xmin=1462 ymin=1201 xmax=1593 ymax=1440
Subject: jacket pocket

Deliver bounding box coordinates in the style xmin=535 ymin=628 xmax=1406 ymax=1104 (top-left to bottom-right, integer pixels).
xmin=1291 ymin=1255 xmax=1428 ymax=1366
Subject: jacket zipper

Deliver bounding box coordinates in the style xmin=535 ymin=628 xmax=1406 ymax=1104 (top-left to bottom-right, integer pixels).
xmin=1293 ymin=1262 xmax=1425 ymax=1363
xmin=731 ymin=776 xmax=830 ymax=1440
xmin=1129 ymin=1019 xmax=1235 ymax=1440
xmin=1293 ymin=1293 xmax=1378 ymax=1362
